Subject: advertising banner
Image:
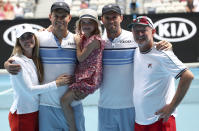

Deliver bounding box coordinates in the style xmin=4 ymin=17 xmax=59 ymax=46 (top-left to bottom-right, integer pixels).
xmin=0 ymin=18 xmax=78 ymax=68
xmin=123 ymin=13 xmax=199 ymax=63
xmin=0 ymin=13 xmax=198 ymax=68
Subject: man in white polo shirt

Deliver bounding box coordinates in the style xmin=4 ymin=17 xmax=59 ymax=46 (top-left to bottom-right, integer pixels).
xmin=130 ymin=16 xmax=194 ymax=131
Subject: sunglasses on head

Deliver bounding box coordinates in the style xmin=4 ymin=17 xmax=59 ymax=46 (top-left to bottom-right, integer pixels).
xmin=133 ymin=17 xmax=153 ymax=28
xmin=133 ymin=18 xmax=149 ymax=24
xmin=19 ymin=32 xmax=34 ymax=41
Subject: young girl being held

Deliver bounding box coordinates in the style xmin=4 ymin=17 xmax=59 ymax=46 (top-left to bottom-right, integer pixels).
xmin=60 ymin=9 xmax=105 ymax=131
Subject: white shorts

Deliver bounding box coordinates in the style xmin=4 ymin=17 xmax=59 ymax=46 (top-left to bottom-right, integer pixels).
xmin=39 ymin=104 xmax=85 ymax=131
xmin=98 ymin=107 xmax=135 ymax=131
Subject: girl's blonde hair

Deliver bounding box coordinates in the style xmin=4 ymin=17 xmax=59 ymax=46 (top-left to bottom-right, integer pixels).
xmin=12 ymin=34 xmax=44 ymax=83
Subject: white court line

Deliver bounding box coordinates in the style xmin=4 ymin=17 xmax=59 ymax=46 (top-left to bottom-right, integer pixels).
xmin=0 ymin=69 xmax=8 ymax=74
xmin=184 ymin=62 xmax=199 ymax=68
xmin=0 ymin=62 xmax=198 ymax=74
xmin=0 ymin=88 xmax=13 ymax=95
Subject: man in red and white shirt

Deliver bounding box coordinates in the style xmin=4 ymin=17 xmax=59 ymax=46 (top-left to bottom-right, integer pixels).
xmin=129 ymin=16 xmax=194 ymax=131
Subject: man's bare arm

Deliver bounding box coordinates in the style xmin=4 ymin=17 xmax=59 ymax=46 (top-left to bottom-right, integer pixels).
xmin=156 ymin=70 xmax=194 ymax=122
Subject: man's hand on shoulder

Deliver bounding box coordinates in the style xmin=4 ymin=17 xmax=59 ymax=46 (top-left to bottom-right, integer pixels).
xmin=4 ymin=58 xmax=21 ymax=75
xmin=156 ymin=40 xmax=172 ymax=51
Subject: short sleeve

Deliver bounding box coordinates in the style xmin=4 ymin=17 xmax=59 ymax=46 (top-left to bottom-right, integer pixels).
xmin=160 ymin=50 xmax=187 ymax=79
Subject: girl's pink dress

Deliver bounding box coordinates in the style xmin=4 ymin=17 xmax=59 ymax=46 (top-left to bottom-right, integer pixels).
xmin=69 ymin=35 xmax=105 ymax=94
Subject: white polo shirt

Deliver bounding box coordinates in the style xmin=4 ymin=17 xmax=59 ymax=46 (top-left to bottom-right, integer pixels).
xmin=37 ymin=31 xmax=81 ymax=108
xmin=98 ymin=29 xmax=137 ymax=109
xmin=133 ymin=46 xmax=187 ymax=125
xmin=10 ymin=55 xmax=57 ymax=114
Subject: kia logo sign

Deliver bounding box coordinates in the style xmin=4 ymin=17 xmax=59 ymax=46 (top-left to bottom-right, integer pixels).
xmin=154 ymin=17 xmax=197 ymax=42
xmin=3 ymin=24 xmax=43 ymax=47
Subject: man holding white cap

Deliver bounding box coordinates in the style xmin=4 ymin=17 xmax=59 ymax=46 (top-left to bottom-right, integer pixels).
xmin=130 ymin=16 xmax=194 ymax=131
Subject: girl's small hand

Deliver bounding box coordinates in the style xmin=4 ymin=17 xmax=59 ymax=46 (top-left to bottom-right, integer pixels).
xmin=91 ymin=39 xmax=100 ymax=50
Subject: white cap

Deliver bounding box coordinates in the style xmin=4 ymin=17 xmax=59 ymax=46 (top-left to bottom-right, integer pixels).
xmin=79 ymin=9 xmax=99 ymax=24
xmin=77 ymin=9 xmax=101 ymax=34
xmin=15 ymin=24 xmax=37 ymax=38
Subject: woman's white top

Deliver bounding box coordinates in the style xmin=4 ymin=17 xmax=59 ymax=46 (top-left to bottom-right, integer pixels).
xmin=10 ymin=54 xmax=57 ymax=114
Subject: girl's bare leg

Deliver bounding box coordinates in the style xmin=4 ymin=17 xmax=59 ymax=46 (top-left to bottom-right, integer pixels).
xmin=60 ymin=89 xmax=77 ymax=131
